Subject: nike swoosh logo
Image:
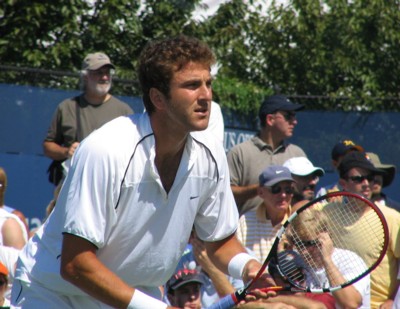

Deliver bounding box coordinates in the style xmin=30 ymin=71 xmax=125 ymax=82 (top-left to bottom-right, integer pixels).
xmin=276 ymin=171 xmax=284 ymax=174
xmin=190 ymin=196 xmax=199 ymax=200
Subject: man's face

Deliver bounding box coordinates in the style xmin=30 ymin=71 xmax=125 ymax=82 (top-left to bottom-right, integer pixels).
xmin=371 ymin=175 xmax=383 ymax=196
xmin=340 ymin=167 xmax=374 ymax=199
xmin=270 ymin=110 xmax=298 ymax=139
xmin=161 ymin=62 xmax=212 ymax=133
xmin=85 ymin=66 xmax=113 ymax=96
xmin=258 ymin=180 xmax=294 ymax=213
xmin=169 ymin=283 xmax=202 ymax=309
xmin=292 ymin=173 xmax=319 ymax=201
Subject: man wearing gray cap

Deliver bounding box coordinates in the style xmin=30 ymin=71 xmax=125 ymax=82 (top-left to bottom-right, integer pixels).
xmin=43 ymin=52 xmax=133 ymax=185
xmin=227 ymin=95 xmax=307 ymax=216
xmin=236 ymin=165 xmax=295 ymax=262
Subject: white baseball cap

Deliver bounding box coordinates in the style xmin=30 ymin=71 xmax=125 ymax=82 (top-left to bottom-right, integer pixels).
xmin=283 ymin=157 xmax=325 ymax=177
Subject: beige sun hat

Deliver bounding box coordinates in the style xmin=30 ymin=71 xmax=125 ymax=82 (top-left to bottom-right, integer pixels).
xmin=366 ymin=152 xmax=396 ymax=187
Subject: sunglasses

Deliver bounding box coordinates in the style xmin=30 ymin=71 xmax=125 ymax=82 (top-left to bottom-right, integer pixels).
xmin=267 ymin=185 xmax=294 ymax=195
xmin=347 ymin=174 xmax=374 ymax=184
xmin=0 ymin=280 xmax=6 ymax=286
xmin=280 ymin=111 xmax=296 ymax=122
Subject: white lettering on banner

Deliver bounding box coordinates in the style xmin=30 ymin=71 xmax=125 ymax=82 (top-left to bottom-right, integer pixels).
xmin=223 ymin=129 xmax=255 ymax=153
xmin=27 ymin=217 xmax=42 ymax=232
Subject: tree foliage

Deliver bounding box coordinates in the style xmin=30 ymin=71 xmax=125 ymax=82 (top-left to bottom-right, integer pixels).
xmin=1 ymin=0 xmax=400 ymax=113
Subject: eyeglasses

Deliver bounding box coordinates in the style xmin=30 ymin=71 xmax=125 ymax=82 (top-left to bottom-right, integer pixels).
xmin=347 ymin=174 xmax=374 ymax=184
xmin=267 ymin=185 xmax=294 ymax=195
xmin=280 ymin=111 xmax=296 ymax=122
xmin=298 ymin=239 xmax=319 ymax=248
xmin=88 ymin=68 xmax=115 ymax=77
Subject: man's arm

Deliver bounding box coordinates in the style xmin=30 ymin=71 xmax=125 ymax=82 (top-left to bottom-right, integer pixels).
xmin=60 ymin=234 xmax=175 ymax=309
xmin=230 ymin=184 xmax=259 ymax=207
xmin=11 ymin=209 xmax=29 ymax=234
xmin=43 ymin=140 xmax=78 ymax=161
xmin=204 ymin=233 xmax=272 ymax=288
xmin=2 ymin=218 xmax=26 ymax=250
xmin=192 ymin=236 xmax=235 ymax=297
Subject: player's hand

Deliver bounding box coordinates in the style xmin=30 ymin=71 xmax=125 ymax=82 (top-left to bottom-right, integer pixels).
xmin=242 ymin=260 xmax=275 ymax=286
xmin=244 ymin=288 xmax=277 ymax=302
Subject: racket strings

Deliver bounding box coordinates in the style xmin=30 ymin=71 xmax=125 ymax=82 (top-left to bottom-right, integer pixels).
xmin=323 ymin=196 xmax=386 ymax=268
xmin=278 ymin=196 xmax=386 ymax=291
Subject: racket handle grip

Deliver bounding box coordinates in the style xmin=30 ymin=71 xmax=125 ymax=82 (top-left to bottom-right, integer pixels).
xmin=206 ymin=294 xmax=237 ymax=309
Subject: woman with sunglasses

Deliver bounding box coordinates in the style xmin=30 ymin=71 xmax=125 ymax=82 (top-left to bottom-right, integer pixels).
xmin=236 ymin=165 xmax=295 ymax=262
xmin=288 ymin=209 xmax=370 ymax=309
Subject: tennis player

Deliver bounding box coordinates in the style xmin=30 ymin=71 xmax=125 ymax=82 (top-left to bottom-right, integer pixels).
xmin=11 ymin=36 xmax=266 ymax=308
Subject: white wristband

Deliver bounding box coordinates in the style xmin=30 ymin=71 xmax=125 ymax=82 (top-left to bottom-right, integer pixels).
xmin=228 ymin=252 xmax=256 ymax=279
xmin=128 ymin=289 xmax=168 ymax=309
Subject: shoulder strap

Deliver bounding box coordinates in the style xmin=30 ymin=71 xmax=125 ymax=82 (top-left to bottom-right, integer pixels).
xmin=76 ymin=96 xmax=82 ymax=141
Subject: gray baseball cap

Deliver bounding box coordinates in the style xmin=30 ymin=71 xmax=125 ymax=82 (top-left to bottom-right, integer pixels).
xmin=259 ymin=165 xmax=295 ymax=187
xmin=81 ymin=52 xmax=115 ymax=71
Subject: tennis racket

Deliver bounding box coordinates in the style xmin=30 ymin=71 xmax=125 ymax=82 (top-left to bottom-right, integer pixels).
xmin=206 ymin=191 xmax=389 ymax=309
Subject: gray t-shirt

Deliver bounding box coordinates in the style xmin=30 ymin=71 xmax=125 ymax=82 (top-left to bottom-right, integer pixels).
xmin=45 ymin=94 xmax=133 ymax=147
xmin=227 ymin=135 xmax=306 ymax=215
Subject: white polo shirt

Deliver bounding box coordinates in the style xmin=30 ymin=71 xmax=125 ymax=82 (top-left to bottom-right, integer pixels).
xmin=15 ymin=113 xmax=238 ymax=300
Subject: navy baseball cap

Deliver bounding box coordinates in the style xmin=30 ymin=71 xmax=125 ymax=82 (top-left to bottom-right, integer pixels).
xmin=259 ymin=95 xmax=304 ymax=122
xmin=331 ymin=140 xmax=364 ymax=161
xmin=338 ymin=152 xmax=385 ymax=178
xmin=259 ymin=165 xmax=294 ymax=187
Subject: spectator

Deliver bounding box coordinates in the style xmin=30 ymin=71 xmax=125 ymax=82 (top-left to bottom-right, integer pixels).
xmin=166 ymin=268 xmax=204 ymax=309
xmin=289 ymin=208 xmax=370 ymax=308
xmin=0 ymin=167 xmax=29 ymax=234
xmin=0 ymin=168 xmax=28 ymax=250
xmin=393 ymin=266 xmax=400 ymax=309
xmin=237 ymin=165 xmax=295 ymax=262
xmin=316 ymin=139 xmax=364 ymax=197
xmin=43 ymin=52 xmax=133 ymax=185
xmin=267 ymin=251 xmax=336 ymax=309
xmin=0 ymin=246 xmax=18 ymax=305
xmin=283 ymin=157 xmax=325 ymax=204
xmin=367 ymin=152 xmax=400 ymax=212
xmin=324 ymin=151 xmax=400 ymax=308
xmin=169 ymin=230 xmax=244 ymax=307
xmin=0 ymin=262 xmax=10 ymax=308
xmin=11 ymin=35 xmax=269 ymax=308
xmin=228 ymin=95 xmax=306 ymax=215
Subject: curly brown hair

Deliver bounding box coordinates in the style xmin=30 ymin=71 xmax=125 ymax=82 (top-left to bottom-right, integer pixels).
xmin=138 ymin=35 xmax=216 ymax=114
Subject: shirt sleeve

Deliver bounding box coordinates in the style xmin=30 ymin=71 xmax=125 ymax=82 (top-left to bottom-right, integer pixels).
xmin=194 ymin=146 xmax=239 ymax=242
xmin=61 ymin=131 xmax=122 ymax=248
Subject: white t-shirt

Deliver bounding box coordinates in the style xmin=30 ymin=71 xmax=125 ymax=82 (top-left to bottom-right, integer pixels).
xmin=15 ymin=113 xmax=238 ymax=302
xmin=206 ymin=101 xmax=224 ymax=145
xmin=308 ymin=248 xmax=370 ymax=309
xmin=0 ymin=207 xmax=28 ymax=245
